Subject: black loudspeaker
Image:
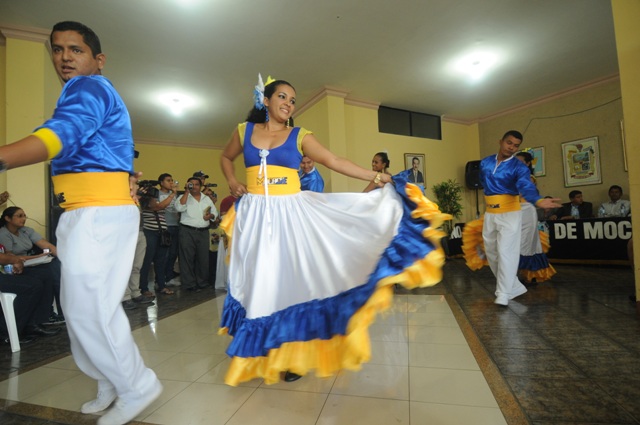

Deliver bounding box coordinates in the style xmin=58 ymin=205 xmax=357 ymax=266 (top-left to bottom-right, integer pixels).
xmin=465 ymin=160 xmax=483 ymax=190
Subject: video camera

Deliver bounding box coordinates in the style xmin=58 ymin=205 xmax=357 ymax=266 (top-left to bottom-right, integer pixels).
xmin=137 ymin=180 xmax=160 ymax=198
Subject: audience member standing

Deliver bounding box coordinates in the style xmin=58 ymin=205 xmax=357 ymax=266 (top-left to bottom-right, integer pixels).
xmin=175 ymin=177 xmax=217 ymax=291
xmin=363 ymin=152 xmax=391 ymax=192
xmin=139 ymin=177 xmax=177 ymax=296
xmin=159 ymin=173 xmax=181 ymax=284
xmin=122 ymin=197 xmax=154 ymax=310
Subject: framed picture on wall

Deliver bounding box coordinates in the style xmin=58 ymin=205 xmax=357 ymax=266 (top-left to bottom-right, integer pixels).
xmin=404 ymin=153 xmax=426 ymax=186
xmin=530 ymin=146 xmax=545 ymax=177
xmin=561 ymin=136 xmax=601 ymax=187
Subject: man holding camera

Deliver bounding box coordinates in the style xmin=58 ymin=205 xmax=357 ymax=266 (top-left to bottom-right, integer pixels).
xmin=138 ymin=176 xmax=178 ymax=296
xmin=158 ymin=174 xmax=181 ymax=282
xmin=175 ymin=177 xmax=217 ymax=291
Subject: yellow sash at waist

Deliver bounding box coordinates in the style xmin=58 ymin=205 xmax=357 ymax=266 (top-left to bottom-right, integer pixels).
xmin=246 ymin=165 xmax=301 ymax=195
xmin=52 ymin=172 xmax=134 ymax=211
xmin=484 ymin=194 xmax=521 ymax=213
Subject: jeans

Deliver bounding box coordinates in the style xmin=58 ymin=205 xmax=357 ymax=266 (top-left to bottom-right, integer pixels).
xmin=164 ymin=225 xmax=180 ymax=278
xmin=139 ymin=229 xmax=169 ymax=292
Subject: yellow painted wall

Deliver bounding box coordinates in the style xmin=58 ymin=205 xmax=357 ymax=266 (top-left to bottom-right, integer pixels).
xmin=298 ymin=94 xmax=481 ymax=224
xmin=478 ymin=80 xmax=624 ymax=207
xmin=611 ymin=0 xmax=640 ymax=288
xmin=4 ymin=38 xmax=53 ymax=237
xmin=0 ymin=43 xmax=6 ymax=192
xmin=296 ymin=97 xmax=332 ymax=189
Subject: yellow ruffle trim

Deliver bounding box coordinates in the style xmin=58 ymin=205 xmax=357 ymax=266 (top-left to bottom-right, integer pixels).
xmin=462 ymin=219 xmax=557 ymax=282
xmin=461 ymin=218 xmax=488 ymax=270
xmin=521 ymin=265 xmax=557 ymax=283
xmin=220 ymin=182 xmax=451 ymax=386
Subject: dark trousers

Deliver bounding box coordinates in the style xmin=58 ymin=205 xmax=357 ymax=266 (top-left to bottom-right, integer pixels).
xmin=0 ymin=274 xmax=51 ymax=335
xmin=22 ymin=258 xmax=62 ymax=316
xmin=178 ymin=225 xmax=209 ymax=289
xmin=164 ymin=225 xmax=180 ymax=278
xmin=208 ymin=250 xmax=218 ymax=286
xmin=140 ymin=228 xmax=169 ymax=292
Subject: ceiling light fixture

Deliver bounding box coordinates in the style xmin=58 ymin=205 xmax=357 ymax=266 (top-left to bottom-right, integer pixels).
xmin=155 ymin=91 xmax=200 ymax=117
xmin=449 ymin=49 xmax=504 ymax=83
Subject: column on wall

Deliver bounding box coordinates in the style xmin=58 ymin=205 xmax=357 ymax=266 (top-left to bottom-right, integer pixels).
xmin=611 ymin=0 xmax=640 ymax=299
xmin=295 ymin=88 xmax=351 ymax=193
xmin=0 ymin=26 xmax=57 ymax=237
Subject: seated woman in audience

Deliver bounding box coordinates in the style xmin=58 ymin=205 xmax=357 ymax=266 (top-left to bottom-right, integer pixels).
xmin=0 ymin=207 xmax=64 ymax=324
xmin=363 ymin=152 xmax=391 ymax=192
xmin=0 ymin=244 xmax=60 ymax=344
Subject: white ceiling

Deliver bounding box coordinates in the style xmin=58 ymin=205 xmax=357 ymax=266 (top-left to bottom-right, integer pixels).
xmin=0 ymin=0 xmax=618 ymax=148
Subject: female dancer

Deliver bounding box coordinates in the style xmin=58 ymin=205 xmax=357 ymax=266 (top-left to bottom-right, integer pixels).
xmin=0 ymin=206 xmax=64 ymax=323
xmin=218 ymin=75 xmax=449 ymax=385
xmin=514 ymin=151 xmax=556 ymax=283
xmin=363 ymin=152 xmax=391 ymax=192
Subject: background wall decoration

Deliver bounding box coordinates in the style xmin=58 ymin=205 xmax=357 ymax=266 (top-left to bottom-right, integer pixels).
xmin=561 ymin=136 xmax=602 ymax=187
xmin=530 ymin=146 xmax=545 ymax=177
xmin=404 ymin=153 xmax=426 ymax=187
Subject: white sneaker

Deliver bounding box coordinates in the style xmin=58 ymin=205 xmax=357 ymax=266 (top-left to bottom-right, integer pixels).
xmin=494 ymin=294 xmax=509 ymax=306
xmin=97 ymin=380 xmax=163 ymax=425
xmin=509 ymin=283 xmax=528 ymax=300
xmin=81 ymin=382 xmax=117 ymax=414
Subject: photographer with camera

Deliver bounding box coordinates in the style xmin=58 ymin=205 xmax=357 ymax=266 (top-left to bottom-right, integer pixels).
xmin=159 ymin=174 xmax=181 ymax=283
xmin=175 ymin=177 xmax=217 ymax=291
xmin=138 ymin=176 xmax=178 ymax=296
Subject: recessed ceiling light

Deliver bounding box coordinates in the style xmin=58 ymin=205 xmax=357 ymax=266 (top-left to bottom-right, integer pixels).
xmin=154 ymin=91 xmax=200 ymax=117
xmin=449 ymin=49 xmax=504 ymax=83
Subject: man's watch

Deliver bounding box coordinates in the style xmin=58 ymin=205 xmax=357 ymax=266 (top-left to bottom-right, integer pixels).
xmin=0 ymin=159 xmax=7 ymax=174
xmin=373 ymin=173 xmax=382 ymax=184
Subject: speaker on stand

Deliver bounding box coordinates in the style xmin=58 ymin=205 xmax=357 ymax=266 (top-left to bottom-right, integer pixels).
xmin=465 ymin=160 xmax=483 ymax=219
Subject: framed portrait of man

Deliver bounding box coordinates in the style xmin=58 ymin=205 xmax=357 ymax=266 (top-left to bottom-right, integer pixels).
xmin=404 ymin=153 xmax=426 ymax=186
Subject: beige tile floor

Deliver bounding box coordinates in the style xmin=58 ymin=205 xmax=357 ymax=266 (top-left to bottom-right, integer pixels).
xmin=0 ymin=294 xmax=508 ymax=425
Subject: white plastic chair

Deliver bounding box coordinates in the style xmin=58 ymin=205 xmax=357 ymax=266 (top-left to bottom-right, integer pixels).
xmin=0 ymin=291 xmax=20 ymax=352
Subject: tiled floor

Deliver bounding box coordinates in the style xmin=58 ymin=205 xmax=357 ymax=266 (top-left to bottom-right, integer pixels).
xmin=0 ymin=260 xmax=638 ymax=425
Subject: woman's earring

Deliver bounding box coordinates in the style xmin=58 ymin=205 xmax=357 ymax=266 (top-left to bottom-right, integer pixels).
xmin=286 ymin=118 xmax=290 ymax=128
xmin=265 ymin=110 xmax=270 ymax=122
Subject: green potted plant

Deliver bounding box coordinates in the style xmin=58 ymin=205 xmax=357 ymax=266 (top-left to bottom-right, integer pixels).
xmin=431 ymin=179 xmax=464 ymax=255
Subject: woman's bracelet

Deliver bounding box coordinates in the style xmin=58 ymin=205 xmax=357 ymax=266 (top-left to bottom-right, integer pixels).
xmin=373 ymin=173 xmax=382 ymax=184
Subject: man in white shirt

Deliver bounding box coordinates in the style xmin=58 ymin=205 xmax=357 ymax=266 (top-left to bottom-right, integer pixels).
xmin=598 ymin=185 xmax=631 ymax=217
xmin=174 ymin=177 xmax=218 ymax=291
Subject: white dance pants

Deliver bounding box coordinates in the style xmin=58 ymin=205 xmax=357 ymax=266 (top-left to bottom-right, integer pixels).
xmin=482 ymin=210 xmax=527 ymax=298
xmin=57 ymin=206 xmax=158 ymax=400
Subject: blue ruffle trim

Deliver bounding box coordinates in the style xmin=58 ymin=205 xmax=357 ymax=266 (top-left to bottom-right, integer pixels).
xmin=221 ymin=170 xmax=436 ymax=358
xmin=518 ymin=252 xmax=551 ymax=271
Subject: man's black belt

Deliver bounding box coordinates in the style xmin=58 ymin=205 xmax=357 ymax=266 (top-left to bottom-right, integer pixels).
xmin=180 ymin=224 xmax=208 ymax=231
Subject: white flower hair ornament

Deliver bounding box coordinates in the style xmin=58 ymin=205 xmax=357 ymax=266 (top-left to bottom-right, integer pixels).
xmin=253 ymin=73 xmax=276 ymax=110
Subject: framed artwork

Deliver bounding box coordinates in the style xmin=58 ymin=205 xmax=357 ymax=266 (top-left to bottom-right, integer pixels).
xmin=529 ymin=146 xmax=545 ymax=177
xmin=404 ymin=153 xmax=426 ymax=186
xmin=561 ymin=136 xmax=601 ymax=187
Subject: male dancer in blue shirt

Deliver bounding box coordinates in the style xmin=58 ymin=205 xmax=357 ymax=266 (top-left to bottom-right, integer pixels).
xmin=0 ymin=22 xmax=161 ymax=424
xmin=480 ymin=131 xmax=561 ymax=306
xmin=298 ymin=155 xmax=325 ymax=192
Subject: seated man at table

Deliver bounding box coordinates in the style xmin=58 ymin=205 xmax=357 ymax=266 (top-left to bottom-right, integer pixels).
xmin=598 ymin=185 xmax=631 ymax=217
xmin=550 ymin=190 xmax=593 ymax=220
